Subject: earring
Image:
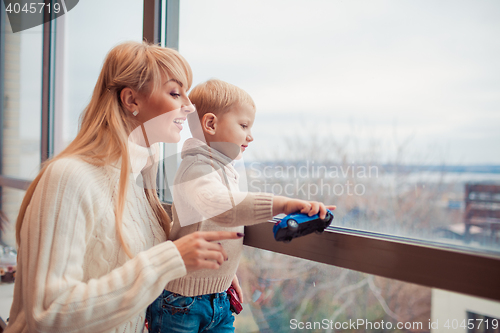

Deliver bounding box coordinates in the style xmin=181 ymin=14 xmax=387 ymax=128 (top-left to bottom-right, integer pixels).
xmin=132 ymin=110 xmax=139 ymax=116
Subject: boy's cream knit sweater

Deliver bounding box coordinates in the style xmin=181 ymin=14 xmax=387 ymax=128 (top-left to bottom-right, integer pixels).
xmin=166 ymin=138 xmax=274 ymax=296
xmin=6 ymin=155 xmax=186 ymax=333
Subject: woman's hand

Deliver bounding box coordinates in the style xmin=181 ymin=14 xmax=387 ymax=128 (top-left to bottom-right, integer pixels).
xmin=173 ymin=231 xmax=243 ymax=273
xmin=231 ymin=274 xmax=244 ymax=303
xmin=272 ymin=196 xmax=336 ymax=219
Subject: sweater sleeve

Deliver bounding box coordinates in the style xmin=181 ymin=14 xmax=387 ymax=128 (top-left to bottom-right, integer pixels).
xmin=174 ymin=160 xmax=273 ymax=227
xmin=16 ymin=159 xmax=186 ymax=333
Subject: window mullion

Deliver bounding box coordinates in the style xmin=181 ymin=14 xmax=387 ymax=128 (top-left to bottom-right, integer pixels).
xmin=41 ymin=0 xmax=56 ymax=163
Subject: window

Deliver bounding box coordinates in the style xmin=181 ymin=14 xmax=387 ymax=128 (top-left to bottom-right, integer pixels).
xmin=4 ymin=23 xmax=42 ymax=180
xmin=179 ymin=0 xmax=500 ymax=319
xmin=235 ymin=247 xmax=432 ymax=333
xmin=0 ymin=12 xmax=43 ymax=247
xmin=179 ymin=1 xmax=500 ymax=252
xmin=54 ymin=0 xmax=144 ymax=152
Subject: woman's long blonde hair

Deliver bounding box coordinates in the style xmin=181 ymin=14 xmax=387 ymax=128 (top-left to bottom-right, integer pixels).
xmin=15 ymin=41 xmax=192 ymax=257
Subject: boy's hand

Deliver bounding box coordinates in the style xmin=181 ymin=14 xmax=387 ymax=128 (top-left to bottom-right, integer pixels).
xmin=231 ymin=275 xmax=244 ymax=303
xmin=273 ymin=196 xmax=336 ymax=220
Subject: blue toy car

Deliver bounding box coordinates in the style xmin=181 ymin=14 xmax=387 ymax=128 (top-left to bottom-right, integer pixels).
xmin=273 ymin=209 xmax=334 ymax=242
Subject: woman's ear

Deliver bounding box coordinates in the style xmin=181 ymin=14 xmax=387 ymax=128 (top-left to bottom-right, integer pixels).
xmin=120 ymin=87 xmax=139 ymax=115
xmin=201 ymin=113 xmax=217 ymax=135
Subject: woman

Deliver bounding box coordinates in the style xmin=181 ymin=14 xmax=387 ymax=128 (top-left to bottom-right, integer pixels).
xmin=5 ymin=42 xmax=242 ymax=333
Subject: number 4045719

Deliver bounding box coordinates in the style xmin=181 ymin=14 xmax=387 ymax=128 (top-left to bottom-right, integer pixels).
xmin=443 ymin=318 xmax=498 ymax=330
xmin=5 ymin=2 xmax=61 ymax=14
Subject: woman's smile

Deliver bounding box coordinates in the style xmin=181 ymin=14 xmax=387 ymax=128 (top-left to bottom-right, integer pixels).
xmin=174 ymin=117 xmax=186 ymax=130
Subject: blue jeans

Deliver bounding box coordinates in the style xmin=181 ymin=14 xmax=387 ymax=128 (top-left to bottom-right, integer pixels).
xmin=146 ymin=290 xmax=235 ymax=333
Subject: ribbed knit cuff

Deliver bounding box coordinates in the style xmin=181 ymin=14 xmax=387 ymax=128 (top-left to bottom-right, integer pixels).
xmin=147 ymin=241 xmax=187 ymax=285
xmin=253 ymin=192 xmax=274 ymax=222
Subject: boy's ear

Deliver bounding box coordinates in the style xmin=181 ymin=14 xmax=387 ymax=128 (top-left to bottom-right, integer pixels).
xmin=201 ymin=113 xmax=217 ymax=135
xmin=120 ymin=87 xmax=140 ymax=114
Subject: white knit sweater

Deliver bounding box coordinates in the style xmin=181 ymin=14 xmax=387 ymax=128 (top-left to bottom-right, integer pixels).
xmin=5 ymin=156 xmax=186 ymax=333
xmin=166 ymin=138 xmax=273 ymax=296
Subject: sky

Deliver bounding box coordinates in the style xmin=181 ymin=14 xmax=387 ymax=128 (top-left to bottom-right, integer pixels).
xmin=14 ymin=0 xmax=500 ymax=165
xmin=178 ymin=0 xmax=500 ymax=164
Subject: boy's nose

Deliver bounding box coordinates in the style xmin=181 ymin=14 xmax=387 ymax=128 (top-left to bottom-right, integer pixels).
xmin=247 ymin=133 xmax=254 ymax=142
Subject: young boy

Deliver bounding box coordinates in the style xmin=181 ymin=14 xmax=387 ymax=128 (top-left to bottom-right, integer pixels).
xmin=146 ymin=79 xmax=334 ymax=333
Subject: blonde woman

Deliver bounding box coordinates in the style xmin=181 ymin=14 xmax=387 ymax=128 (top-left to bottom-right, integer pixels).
xmin=5 ymin=42 xmax=241 ymax=333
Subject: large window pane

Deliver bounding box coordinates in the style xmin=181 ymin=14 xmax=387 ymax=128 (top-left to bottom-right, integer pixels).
xmin=179 ymin=0 xmax=500 ymax=252
xmin=2 ymin=17 xmax=42 ymax=180
xmin=55 ymin=0 xmax=144 ymax=151
xmin=1 ymin=14 xmax=43 ymax=248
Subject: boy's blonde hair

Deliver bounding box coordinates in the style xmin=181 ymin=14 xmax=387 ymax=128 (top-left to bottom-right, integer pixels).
xmin=16 ymin=41 xmax=192 ymax=257
xmin=188 ymin=79 xmax=255 ymax=120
